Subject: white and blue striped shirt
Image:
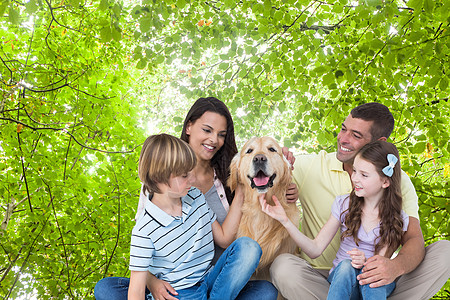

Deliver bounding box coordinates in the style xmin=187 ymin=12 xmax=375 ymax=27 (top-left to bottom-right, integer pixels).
xmin=129 ymin=187 xmax=216 ymax=289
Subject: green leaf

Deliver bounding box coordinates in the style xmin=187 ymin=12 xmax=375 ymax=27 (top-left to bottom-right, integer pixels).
xmin=176 ymin=0 xmax=186 ymax=9
xmin=408 ymin=0 xmax=423 ymax=11
xmin=8 ymin=7 xmax=19 ymax=24
xmin=219 ymin=62 xmax=229 ymax=70
xmin=25 ymin=0 xmax=39 ymax=13
xmin=0 ymin=0 xmax=10 ymax=17
xmin=155 ymin=54 xmax=165 ymax=64
xmin=100 ymin=26 xmax=112 ymax=43
xmin=274 ymin=10 xmax=283 ymax=21
xmin=423 ymin=0 xmax=434 ymax=12
xmin=412 ymin=142 xmax=426 ymax=154
xmin=99 ymin=0 xmax=109 ymax=10
xmin=139 ymin=17 xmax=152 ymax=33
xmin=136 ymin=58 xmax=147 ymax=69
xmin=69 ymin=0 xmax=81 ymax=7
xmin=439 ymin=77 xmax=448 ymax=91
xmin=323 ymin=72 xmax=335 ymax=85
xmin=112 ymin=27 xmax=122 ymax=42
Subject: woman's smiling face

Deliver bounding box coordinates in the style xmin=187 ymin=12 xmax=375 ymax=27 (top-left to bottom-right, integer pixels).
xmin=185 ymin=111 xmax=227 ymax=162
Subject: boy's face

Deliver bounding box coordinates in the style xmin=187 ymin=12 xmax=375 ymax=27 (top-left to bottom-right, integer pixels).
xmin=168 ymin=171 xmax=196 ymax=198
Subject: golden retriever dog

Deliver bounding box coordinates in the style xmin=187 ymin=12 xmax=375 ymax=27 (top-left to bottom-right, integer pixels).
xmin=228 ymin=137 xmax=300 ymax=279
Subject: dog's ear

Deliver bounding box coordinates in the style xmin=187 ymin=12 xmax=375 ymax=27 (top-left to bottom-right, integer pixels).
xmin=227 ymin=153 xmax=240 ymax=192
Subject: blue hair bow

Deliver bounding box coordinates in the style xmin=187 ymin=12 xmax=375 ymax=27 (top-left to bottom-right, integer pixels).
xmin=382 ymin=154 xmax=398 ymax=177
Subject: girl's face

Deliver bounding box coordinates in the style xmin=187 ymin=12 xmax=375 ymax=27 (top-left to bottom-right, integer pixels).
xmin=185 ymin=111 xmax=227 ymax=162
xmin=167 ymin=171 xmax=195 ymax=198
xmin=351 ymin=155 xmax=390 ymax=201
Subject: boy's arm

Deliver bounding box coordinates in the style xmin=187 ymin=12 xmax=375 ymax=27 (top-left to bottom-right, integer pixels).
xmin=128 ymin=271 xmax=147 ymax=300
xmin=211 ymin=185 xmax=245 ymax=248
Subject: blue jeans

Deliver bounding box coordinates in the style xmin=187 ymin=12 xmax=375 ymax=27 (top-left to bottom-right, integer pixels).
xmin=327 ymin=259 xmax=396 ymax=300
xmin=94 ymin=237 xmax=278 ymax=300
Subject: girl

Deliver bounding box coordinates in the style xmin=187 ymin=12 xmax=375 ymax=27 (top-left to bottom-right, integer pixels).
xmin=261 ymin=140 xmax=409 ymax=300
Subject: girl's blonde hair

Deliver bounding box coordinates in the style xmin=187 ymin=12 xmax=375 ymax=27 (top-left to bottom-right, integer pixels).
xmin=138 ymin=134 xmax=197 ymax=194
xmin=341 ymin=140 xmax=404 ymax=255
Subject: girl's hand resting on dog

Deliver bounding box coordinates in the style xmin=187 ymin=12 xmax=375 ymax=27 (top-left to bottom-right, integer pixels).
xmin=259 ymin=194 xmax=289 ymax=226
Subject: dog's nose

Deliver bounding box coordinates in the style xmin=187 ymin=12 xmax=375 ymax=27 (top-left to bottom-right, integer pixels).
xmin=253 ymin=154 xmax=267 ymax=162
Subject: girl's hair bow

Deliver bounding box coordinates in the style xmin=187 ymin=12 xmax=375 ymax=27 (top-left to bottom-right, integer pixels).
xmin=382 ymin=154 xmax=398 ymax=177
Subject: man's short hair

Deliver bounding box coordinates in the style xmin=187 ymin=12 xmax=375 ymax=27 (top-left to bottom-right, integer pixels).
xmin=351 ymin=102 xmax=394 ymax=140
xmin=138 ymin=134 xmax=197 ymax=195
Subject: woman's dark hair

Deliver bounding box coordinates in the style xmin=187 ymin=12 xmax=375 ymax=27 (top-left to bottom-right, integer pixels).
xmin=341 ymin=140 xmax=404 ymax=255
xmin=180 ymin=97 xmax=238 ymax=203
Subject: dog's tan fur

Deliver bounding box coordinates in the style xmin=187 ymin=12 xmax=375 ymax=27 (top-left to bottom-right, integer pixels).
xmin=228 ymin=137 xmax=300 ymax=278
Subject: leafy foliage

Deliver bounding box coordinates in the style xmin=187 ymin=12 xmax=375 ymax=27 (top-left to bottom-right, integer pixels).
xmin=1 ymin=0 xmax=449 ymax=298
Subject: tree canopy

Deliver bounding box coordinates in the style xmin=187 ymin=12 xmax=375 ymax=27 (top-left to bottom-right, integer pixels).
xmin=1 ymin=0 xmax=449 ymax=298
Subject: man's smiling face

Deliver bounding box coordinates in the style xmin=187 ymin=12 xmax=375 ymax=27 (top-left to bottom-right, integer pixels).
xmin=336 ymin=115 xmax=374 ymax=165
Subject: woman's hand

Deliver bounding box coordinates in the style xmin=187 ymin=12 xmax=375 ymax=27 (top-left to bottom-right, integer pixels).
xmin=285 ymin=182 xmax=298 ymax=203
xmin=347 ymin=248 xmax=366 ymax=269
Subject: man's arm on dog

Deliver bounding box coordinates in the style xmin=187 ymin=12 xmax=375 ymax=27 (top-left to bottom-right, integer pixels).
xmin=282 ymin=146 xmax=295 ymax=169
xmin=281 ymin=146 xmax=299 ymax=203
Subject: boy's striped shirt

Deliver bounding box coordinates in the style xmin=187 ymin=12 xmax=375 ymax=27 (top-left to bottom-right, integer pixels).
xmin=129 ymin=187 xmax=216 ymax=289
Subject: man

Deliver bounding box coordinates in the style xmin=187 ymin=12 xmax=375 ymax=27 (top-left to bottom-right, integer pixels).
xmin=273 ymin=102 xmax=450 ymax=299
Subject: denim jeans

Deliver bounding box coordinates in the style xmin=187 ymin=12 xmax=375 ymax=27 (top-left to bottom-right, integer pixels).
xmin=94 ymin=237 xmax=278 ymax=300
xmin=327 ymin=259 xmax=396 ymax=300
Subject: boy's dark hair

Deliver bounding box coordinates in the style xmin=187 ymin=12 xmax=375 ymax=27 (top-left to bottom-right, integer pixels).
xmin=351 ymin=102 xmax=395 ymax=140
xmin=139 ymin=134 xmax=197 ymax=195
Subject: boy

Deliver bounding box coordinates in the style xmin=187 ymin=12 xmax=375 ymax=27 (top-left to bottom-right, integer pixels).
xmin=128 ymin=134 xmax=261 ymax=300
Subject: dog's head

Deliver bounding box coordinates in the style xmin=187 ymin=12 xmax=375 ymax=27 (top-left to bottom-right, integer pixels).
xmin=228 ymin=137 xmax=291 ymax=194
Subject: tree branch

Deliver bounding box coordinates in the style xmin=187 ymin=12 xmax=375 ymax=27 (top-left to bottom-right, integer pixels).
xmin=1 ymin=117 xmax=141 ymax=154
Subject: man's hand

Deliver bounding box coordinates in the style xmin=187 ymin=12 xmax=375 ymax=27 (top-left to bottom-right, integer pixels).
xmin=282 ymin=146 xmax=295 ymax=169
xmin=357 ymin=255 xmax=400 ymax=288
xmin=357 ymin=217 xmax=425 ymax=288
